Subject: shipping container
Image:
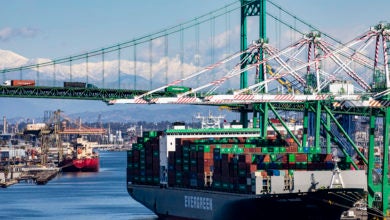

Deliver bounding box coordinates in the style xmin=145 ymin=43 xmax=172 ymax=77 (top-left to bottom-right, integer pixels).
xmin=64 ymin=81 xmax=97 ymax=88
xmin=4 ymin=80 xmax=35 ymax=86
xmin=64 ymin=82 xmax=86 ymax=88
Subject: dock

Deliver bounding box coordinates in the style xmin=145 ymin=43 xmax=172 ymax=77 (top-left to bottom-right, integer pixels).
xmin=0 ymin=166 xmax=60 ymax=187
xmin=34 ymin=170 xmax=59 ymax=185
xmin=0 ymin=179 xmax=18 ymax=188
xmin=0 ymin=168 xmax=22 ymax=188
xmin=19 ymin=166 xmax=60 ymax=185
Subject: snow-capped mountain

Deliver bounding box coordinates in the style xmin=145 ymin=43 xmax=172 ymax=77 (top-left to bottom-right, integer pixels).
xmin=0 ymin=48 xmax=240 ymax=120
xmin=0 ymin=49 xmax=29 ymax=68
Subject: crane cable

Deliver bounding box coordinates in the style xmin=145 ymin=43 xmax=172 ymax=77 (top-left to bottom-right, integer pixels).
xmin=135 ymin=42 xmax=259 ymax=99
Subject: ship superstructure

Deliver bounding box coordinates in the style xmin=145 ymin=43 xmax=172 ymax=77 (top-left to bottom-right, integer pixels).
xmin=60 ymin=136 xmax=99 ymax=172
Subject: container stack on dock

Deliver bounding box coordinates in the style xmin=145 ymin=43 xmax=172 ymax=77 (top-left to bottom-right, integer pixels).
xmin=127 ymin=133 xmax=353 ymax=194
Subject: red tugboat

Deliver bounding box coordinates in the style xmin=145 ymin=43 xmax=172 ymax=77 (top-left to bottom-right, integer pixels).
xmin=59 ymin=136 xmax=99 ymax=172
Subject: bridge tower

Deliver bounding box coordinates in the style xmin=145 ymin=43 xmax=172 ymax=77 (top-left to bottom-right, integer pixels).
xmin=240 ymin=0 xmax=267 ymax=134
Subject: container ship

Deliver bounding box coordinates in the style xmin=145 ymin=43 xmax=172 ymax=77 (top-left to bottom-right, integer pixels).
xmin=59 ymin=136 xmax=99 ymax=172
xmin=127 ymin=113 xmax=367 ymax=219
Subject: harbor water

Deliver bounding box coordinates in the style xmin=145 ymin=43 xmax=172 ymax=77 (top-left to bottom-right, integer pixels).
xmin=0 ymin=151 xmax=157 ymax=220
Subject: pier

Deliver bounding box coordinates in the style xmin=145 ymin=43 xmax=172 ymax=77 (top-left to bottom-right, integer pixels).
xmin=0 ymin=166 xmax=60 ymax=187
xmin=34 ymin=170 xmax=59 ymax=185
xmin=19 ymin=166 xmax=60 ymax=185
xmin=0 ymin=179 xmax=18 ymax=188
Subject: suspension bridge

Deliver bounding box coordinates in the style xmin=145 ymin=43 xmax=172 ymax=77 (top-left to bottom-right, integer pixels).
xmin=1 ymin=0 xmax=389 ymax=217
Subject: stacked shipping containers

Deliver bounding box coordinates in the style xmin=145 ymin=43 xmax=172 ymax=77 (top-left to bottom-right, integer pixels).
xmin=128 ymin=133 xmax=352 ymax=194
xmin=167 ymin=139 xmax=214 ymax=187
xmin=127 ymin=131 xmax=160 ymax=185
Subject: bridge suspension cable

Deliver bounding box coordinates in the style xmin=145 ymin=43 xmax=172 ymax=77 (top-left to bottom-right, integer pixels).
xmin=0 ymin=2 xmax=240 ymax=75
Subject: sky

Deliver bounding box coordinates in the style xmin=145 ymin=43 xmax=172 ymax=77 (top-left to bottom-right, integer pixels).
xmin=0 ymin=0 xmax=390 ymax=120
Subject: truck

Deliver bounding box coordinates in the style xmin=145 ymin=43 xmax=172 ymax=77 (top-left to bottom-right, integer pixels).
xmin=164 ymin=85 xmax=191 ymax=94
xmin=63 ymin=82 xmax=97 ymax=88
xmin=3 ymin=80 xmax=35 ymax=86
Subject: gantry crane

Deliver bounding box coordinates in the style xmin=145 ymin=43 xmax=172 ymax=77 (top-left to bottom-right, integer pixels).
xmin=27 ymin=109 xmax=106 ymax=165
xmin=106 ymin=21 xmax=390 ymax=218
xmin=56 ymin=111 xmax=106 ymax=135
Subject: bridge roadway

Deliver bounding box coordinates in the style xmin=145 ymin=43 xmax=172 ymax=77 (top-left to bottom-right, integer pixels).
xmin=0 ymin=86 xmax=166 ymax=100
xmin=1 ymin=85 xmax=387 ymax=118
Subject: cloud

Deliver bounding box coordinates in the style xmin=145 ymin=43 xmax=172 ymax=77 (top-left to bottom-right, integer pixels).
xmin=0 ymin=27 xmax=39 ymax=41
xmin=0 ymin=27 xmax=13 ymax=40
